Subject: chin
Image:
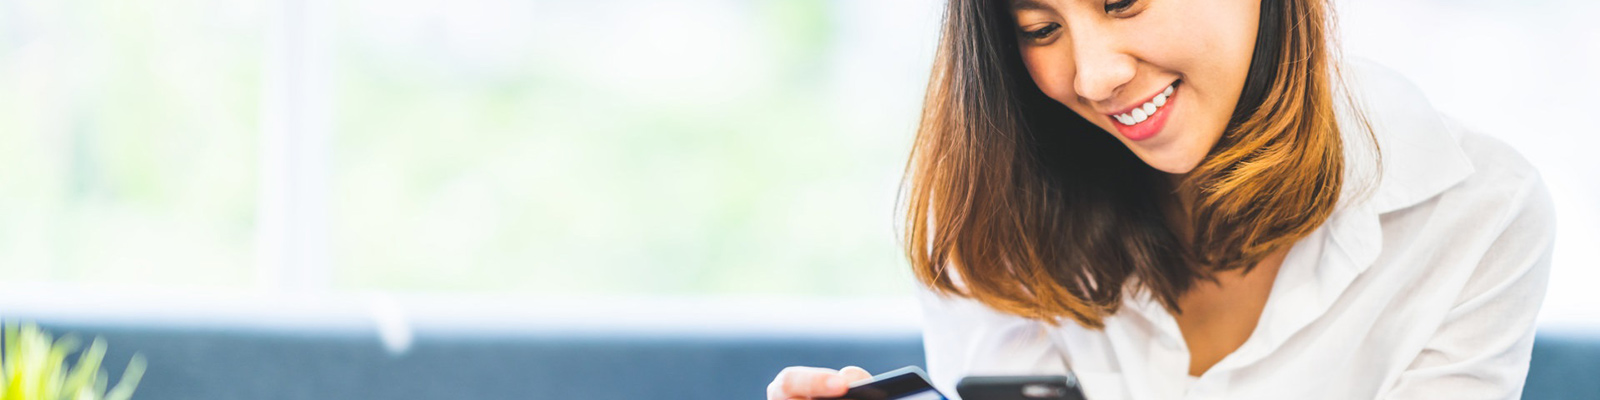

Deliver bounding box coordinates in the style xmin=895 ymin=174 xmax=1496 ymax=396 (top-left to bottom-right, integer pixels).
xmin=1134 ymin=149 xmax=1205 ymax=175
xmin=1122 ymin=125 xmax=1217 ymax=176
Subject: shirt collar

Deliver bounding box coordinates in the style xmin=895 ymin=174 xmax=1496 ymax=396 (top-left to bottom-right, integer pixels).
xmin=1324 ymin=59 xmax=1477 ymax=276
xmin=1336 ymin=59 xmax=1477 ymax=217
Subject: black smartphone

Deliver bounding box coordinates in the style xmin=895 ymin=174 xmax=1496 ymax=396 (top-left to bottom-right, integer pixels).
xmin=955 ymin=375 xmax=1086 ymax=400
xmin=818 ymin=366 xmax=948 ymax=400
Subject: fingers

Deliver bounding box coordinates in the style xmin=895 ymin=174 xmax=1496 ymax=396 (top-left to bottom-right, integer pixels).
xmin=767 ymin=366 xmax=850 ymax=400
xmin=839 ymin=366 xmax=873 ymax=383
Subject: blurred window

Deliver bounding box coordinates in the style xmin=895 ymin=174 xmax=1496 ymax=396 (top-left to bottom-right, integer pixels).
xmin=0 ymin=0 xmax=1594 ymax=323
xmin=0 ymin=0 xmax=266 ymax=287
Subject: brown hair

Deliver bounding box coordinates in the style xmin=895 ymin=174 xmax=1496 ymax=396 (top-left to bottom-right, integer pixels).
xmin=903 ymin=0 xmax=1353 ymax=327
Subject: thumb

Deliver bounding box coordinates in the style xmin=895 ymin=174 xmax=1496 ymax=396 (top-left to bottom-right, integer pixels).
xmin=838 ymin=366 xmax=873 ymax=383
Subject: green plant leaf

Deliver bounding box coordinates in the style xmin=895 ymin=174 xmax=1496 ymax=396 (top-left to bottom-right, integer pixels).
xmin=62 ymin=338 xmax=104 ymax=399
xmin=0 ymin=322 xmax=143 ymax=400
xmin=101 ymin=355 xmax=144 ymax=400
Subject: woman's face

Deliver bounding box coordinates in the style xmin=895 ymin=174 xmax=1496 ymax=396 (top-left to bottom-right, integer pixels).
xmin=1011 ymin=0 xmax=1259 ymax=174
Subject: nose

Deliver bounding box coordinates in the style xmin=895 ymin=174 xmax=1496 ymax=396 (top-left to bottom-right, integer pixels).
xmin=1070 ymin=27 xmax=1136 ymax=105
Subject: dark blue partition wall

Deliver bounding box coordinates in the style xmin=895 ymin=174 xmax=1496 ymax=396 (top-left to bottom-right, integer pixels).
xmin=19 ymin=320 xmax=1597 ymax=400
xmin=1524 ymin=329 xmax=1600 ymax=400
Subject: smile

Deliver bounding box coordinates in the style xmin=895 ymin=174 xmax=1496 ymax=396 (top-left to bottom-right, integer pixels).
xmin=1112 ymin=83 xmax=1175 ymax=125
xmin=1106 ymin=81 xmax=1179 ymax=141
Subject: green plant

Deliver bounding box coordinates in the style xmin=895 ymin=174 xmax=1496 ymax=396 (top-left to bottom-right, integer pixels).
xmin=0 ymin=323 xmax=145 ymax=400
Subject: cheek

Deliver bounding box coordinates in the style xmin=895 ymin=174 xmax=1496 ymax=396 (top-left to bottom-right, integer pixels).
xmin=1151 ymin=0 xmax=1258 ymax=96
xmin=1021 ymin=48 xmax=1115 ymax=133
xmin=1021 ymin=49 xmax=1077 ymax=106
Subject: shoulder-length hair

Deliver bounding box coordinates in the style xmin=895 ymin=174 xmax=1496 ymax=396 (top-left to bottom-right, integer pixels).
xmin=903 ymin=0 xmax=1352 ymax=327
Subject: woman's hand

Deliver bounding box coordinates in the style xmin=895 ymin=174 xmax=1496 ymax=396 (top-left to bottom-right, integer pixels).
xmin=766 ymin=365 xmax=872 ymax=400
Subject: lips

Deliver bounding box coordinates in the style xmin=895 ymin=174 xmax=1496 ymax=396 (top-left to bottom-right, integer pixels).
xmin=1105 ymin=81 xmax=1178 ymax=142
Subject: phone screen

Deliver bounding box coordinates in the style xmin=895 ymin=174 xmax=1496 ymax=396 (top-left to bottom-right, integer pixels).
xmin=955 ymin=375 xmax=1086 ymax=400
xmin=820 ymin=366 xmax=948 ymax=400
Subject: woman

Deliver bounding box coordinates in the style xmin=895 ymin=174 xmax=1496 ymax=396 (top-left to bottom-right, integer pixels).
xmin=768 ymin=0 xmax=1554 ymax=398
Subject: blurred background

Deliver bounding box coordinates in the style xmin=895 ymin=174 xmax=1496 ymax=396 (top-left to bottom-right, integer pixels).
xmin=0 ymin=0 xmax=1595 ymax=399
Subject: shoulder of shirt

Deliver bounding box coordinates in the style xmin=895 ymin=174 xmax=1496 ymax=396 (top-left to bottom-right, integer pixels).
xmin=1336 ymin=58 xmax=1547 ymax=217
xmin=1440 ymin=118 xmax=1547 ymax=205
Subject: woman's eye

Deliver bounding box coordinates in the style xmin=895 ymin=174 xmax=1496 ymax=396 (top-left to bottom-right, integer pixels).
xmin=1020 ymin=23 xmax=1060 ymax=40
xmin=1105 ymin=0 xmax=1137 ymax=13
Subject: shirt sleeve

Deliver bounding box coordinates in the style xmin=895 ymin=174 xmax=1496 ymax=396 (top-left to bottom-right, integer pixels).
xmin=1380 ymin=175 xmax=1556 ymax=400
xmin=917 ymin=286 xmax=1071 ymax=399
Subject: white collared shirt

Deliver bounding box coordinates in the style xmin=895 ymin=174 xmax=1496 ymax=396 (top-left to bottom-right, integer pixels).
xmin=917 ymin=60 xmax=1556 ymax=400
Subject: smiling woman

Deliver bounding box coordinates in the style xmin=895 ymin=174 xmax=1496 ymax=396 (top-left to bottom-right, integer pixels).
xmin=769 ymin=0 xmax=1555 ymax=398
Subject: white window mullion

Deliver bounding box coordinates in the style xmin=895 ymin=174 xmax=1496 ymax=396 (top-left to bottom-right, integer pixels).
xmin=257 ymin=0 xmax=333 ymax=292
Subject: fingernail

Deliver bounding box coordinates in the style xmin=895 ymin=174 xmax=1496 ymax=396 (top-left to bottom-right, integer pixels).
xmin=827 ymin=376 xmax=847 ymax=390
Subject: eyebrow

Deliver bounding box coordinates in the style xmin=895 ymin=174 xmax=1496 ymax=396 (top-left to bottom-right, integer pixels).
xmin=1009 ymin=0 xmax=1053 ymax=12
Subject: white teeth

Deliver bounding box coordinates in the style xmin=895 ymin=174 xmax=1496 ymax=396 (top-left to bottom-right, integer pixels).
xmin=1112 ymin=83 xmax=1176 ymax=126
